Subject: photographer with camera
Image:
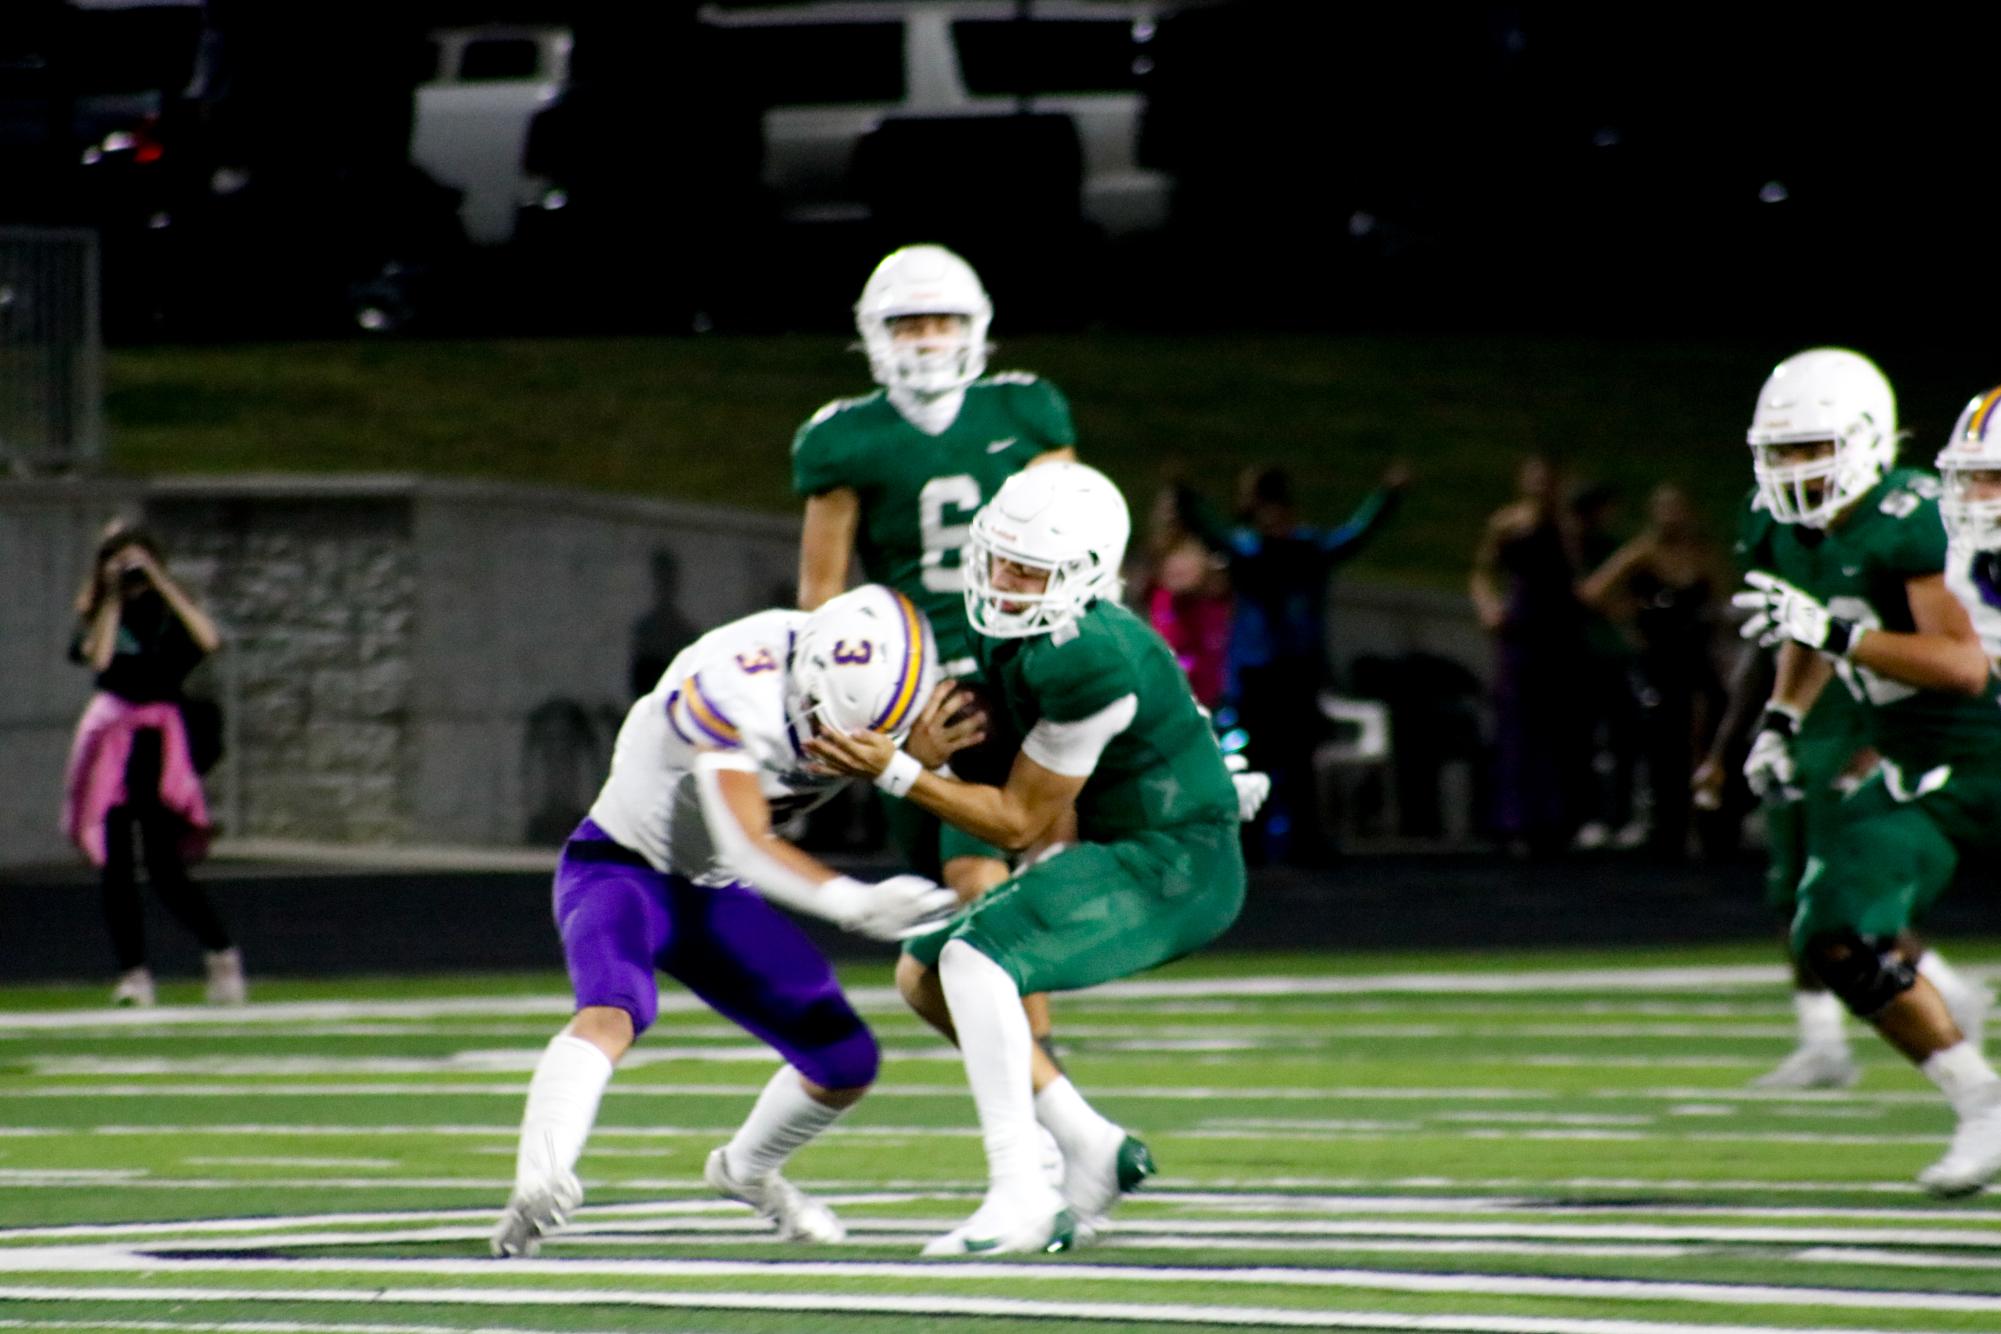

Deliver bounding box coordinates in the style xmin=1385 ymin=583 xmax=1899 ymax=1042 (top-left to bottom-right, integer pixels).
xmin=62 ymin=520 xmax=244 ymax=1007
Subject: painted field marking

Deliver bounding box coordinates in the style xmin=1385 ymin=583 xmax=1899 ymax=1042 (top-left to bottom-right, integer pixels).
xmin=0 ymin=1286 xmax=1934 ymax=1334
xmin=4 ymin=1250 xmax=2001 ymax=1315
xmin=0 ymin=965 xmax=1822 ymax=1034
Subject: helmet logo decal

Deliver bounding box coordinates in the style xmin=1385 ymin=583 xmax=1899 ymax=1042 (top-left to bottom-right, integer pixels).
xmin=832 ymin=640 xmax=873 ymax=665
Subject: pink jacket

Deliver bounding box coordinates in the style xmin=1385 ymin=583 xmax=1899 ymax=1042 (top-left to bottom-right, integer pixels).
xmin=61 ymin=692 xmax=212 ymax=868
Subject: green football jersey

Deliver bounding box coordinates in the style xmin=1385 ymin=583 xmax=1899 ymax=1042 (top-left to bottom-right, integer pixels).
xmin=792 ymin=373 xmax=1075 ymax=674
xmin=1761 ymin=469 xmax=2001 ymax=770
xmin=976 ymin=599 xmax=1240 ymax=841
xmin=1736 ymin=490 xmax=1870 ymax=785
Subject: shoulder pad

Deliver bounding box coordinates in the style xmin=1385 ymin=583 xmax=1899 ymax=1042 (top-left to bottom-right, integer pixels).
xmin=803 ymin=394 xmax=877 ymax=430
xmin=1877 ymin=482 xmax=1939 ymax=519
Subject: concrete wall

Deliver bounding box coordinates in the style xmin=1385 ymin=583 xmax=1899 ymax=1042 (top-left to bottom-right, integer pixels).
xmin=0 ymin=476 xmax=1483 ymax=868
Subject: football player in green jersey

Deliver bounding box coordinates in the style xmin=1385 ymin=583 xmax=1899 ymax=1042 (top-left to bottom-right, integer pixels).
xmin=1730 ymin=348 xmax=2001 ymax=1195
xmin=809 ymin=462 xmax=1261 ymax=1255
xmin=793 ymin=243 xmax=1078 ymax=1049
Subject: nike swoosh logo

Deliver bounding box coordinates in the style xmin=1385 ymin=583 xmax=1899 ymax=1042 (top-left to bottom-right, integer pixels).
xmin=962 ymin=1236 xmax=1002 ymax=1252
xmin=985 ymin=438 xmax=1018 ymax=454
xmin=1841 ymin=566 xmax=1860 ymax=576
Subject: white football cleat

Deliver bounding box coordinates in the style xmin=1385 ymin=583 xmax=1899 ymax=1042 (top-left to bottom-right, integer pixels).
xmin=1037 ymin=1125 xmax=1066 ymax=1191
xmin=1751 ymin=1043 xmax=1860 ymax=1090
xmin=110 ymin=967 xmax=156 ymax=1008
xmin=921 ymin=1184 xmax=1073 ymax=1257
xmin=705 ymin=1147 xmax=845 ymax=1243
xmin=1061 ymin=1132 xmax=1156 ymax=1233
xmin=1921 ymin=1088 xmax=2001 ymax=1198
xmin=204 ymin=948 xmax=247 ymax=1006
xmin=490 ymin=1171 xmax=583 ymax=1257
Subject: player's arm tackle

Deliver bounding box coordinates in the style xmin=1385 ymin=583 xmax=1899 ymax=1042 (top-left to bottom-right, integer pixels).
xmin=693 ymin=752 xmax=956 ymax=940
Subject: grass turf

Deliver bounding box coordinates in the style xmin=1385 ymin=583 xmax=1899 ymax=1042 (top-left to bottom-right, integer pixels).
xmin=5 ymin=942 xmax=2001 ymax=1331
xmin=102 ymin=333 xmax=2000 ymax=590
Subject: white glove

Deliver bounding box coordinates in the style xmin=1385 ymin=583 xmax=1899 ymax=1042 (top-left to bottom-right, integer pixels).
xmin=1732 ymin=571 xmax=1859 ymax=656
xmin=1232 ymin=770 xmax=1272 ymax=822
xmin=1742 ymin=706 xmax=1802 ymax=801
xmin=825 ymin=873 xmax=959 ymax=942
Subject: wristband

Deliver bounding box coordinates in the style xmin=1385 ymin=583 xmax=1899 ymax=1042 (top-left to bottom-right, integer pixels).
xmin=1823 ymin=617 xmax=1858 ymax=658
xmin=873 ymin=749 xmax=924 ymax=798
xmin=1757 ymin=703 xmax=1802 ymax=738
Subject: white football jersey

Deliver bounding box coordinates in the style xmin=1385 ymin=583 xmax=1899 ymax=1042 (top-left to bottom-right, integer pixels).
xmin=588 ymin=609 xmax=846 ymax=879
xmin=1944 ymin=545 xmax=2001 ymax=661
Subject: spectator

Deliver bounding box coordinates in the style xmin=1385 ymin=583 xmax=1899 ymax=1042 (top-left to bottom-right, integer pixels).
xmin=1578 ymin=482 xmax=1730 ymax=860
xmin=1139 ymin=481 xmax=1233 ymax=710
xmin=1569 ymin=482 xmax=1644 ymax=850
xmin=627 ymin=548 xmax=700 ymax=704
xmin=62 ymin=521 xmax=244 ymax=1007
xmin=1469 ymin=454 xmax=1592 ymax=856
xmin=1205 ymin=462 xmax=1408 ymax=864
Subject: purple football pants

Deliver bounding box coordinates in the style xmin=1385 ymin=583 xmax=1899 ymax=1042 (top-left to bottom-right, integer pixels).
xmin=553 ymin=819 xmax=879 ymax=1091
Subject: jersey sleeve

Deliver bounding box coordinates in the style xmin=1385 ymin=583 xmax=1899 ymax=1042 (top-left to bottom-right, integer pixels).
xmin=672 ymin=660 xmax=793 ymax=773
xmin=1026 ymin=630 xmax=1140 ymax=724
xmin=1883 ymin=491 xmax=1950 ymax=580
xmin=791 ymin=402 xmax=862 ymax=498
xmin=1733 ymin=491 xmax=1774 ymax=571
xmin=1011 ymin=375 xmax=1077 ymax=452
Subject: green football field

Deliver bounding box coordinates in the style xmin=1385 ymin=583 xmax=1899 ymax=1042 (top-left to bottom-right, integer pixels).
xmin=6 ymin=943 xmax=2001 ymax=1333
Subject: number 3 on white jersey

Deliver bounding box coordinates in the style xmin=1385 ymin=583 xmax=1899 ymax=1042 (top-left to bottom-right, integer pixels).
xmin=919 ymin=474 xmax=983 ymax=593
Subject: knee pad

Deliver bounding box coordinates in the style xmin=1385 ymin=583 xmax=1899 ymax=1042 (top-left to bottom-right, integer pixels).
xmin=787 ymin=997 xmax=879 ymax=1091
xmin=1805 ymin=929 xmax=1916 ymax=1018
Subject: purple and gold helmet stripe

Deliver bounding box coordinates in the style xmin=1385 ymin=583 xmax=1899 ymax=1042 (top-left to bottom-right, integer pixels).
xmin=681 ymin=673 xmax=742 ymax=748
xmin=1968 ymin=387 xmax=2001 ymax=442
xmin=870 ymin=590 xmax=929 ymax=734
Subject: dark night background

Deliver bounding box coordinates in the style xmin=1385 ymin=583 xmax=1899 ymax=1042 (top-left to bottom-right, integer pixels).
xmin=2 ymin=2 xmax=1994 ymax=342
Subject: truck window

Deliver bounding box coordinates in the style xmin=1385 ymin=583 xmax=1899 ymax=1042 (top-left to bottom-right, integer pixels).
xmin=952 ymin=18 xmax=1146 ymax=96
xmin=459 ymin=37 xmax=542 ymax=83
xmin=722 ymin=23 xmax=904 ymax=106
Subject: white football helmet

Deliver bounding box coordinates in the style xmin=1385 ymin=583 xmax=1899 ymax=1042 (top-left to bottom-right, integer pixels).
xmin=965 ymin=462 xmax=1131 ymax=639
xmin=1746 ymin=347 xmax=1897 ymax=527
xmin=1938 ymin=386 xmax=2001 ymax=552
xmin=788 ymin=585 xmax=939 ymax=744
xmin=854 ymin=244 xmax=992 ymax=397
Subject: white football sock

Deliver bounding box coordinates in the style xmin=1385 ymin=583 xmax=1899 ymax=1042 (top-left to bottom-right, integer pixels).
xmin=1922 ymin=1041 xmax=2001 ymax=1114
xmin=1794 ymin=989 xmax=1846 ymax=1049
xmin=723 ymin=1066 xmax=847 ymax=1180
xmin=514 ymin=1033 xmax=614 ymax=1189
xmin=940 ymin=939 xmax=1043 ymax=1194
xmin=1918 ymin=950 xmax=1977 ymax=1003
xmin=1034 ymin=1076 xmax=1123 ymax=1167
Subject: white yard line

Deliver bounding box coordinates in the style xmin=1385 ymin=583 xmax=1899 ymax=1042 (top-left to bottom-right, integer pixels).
xmin=0 ymin=967 xmax=1826 ymax=1034
xmin=1 ymin=1252 xmax=2000 ymax=1316
xmin=181 ymin=1158 xmax=400 ymax=1170
xmin=15 ymin=1213 xmax=2001 ymax=1255
xmin=0 ymin=1287 xmax=1934 ymax=1334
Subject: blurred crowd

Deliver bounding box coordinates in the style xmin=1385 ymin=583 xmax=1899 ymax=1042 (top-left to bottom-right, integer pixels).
xmin=1470 ymin=455 xmax=1738 ymax=862
xmin=1129 ymin=462 xmax=1410 ymax=866
xmin=1120 ymin=449 xmax=1745 ymax=868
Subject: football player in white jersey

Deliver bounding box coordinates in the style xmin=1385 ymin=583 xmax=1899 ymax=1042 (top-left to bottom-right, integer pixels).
xmin=1937 ymin=385 xmax=2001 ymax=663
xmin=491 ymin=585 xmax=962 ymax=1257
